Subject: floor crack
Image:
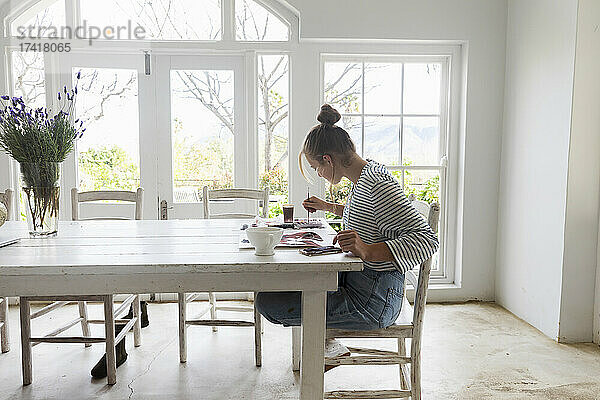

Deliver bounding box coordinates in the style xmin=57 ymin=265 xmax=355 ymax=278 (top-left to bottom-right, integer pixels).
xmin=127 ymin=336 xmax=177 ymax=400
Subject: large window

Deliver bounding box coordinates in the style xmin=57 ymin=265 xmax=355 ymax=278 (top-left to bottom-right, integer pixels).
xmin=74 ymin=67 xmax=141 ymax=192
xmin=323 ymin=56 xmax=449 ymax=278
xmin=258 ymin=54 xmax=289 ymax=216
xmin=171 ymin=69 xmax=235 ymax=201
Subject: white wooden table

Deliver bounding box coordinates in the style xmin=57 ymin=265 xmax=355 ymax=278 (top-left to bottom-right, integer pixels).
xmin=0 ymin=220 xmax=362 ymax=399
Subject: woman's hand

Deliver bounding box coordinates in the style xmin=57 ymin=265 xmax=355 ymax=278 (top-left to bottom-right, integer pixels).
xmin=302 ymin=196 xmax=328 ymax=213
xmin=333 ymin=230 xmax=371 ymax=260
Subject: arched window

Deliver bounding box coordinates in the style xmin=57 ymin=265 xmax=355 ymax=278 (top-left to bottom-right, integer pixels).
xmin=7 ymin=0 xmax=295 ymax=42
xmin=79 ymin=0 xmax=222 ymax=41
xmin=9 ymin=0 xmax=65 ymax=38
xmin=236 ymin=0 xmax=289 ymax=41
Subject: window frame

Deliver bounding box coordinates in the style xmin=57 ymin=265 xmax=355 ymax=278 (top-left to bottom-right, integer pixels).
xmin=321 ymin=52 xmax=456 ymax=283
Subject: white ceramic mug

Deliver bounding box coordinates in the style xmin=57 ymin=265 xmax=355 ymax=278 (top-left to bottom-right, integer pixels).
xmin=246 ymin=227 xmax=283 ymax=256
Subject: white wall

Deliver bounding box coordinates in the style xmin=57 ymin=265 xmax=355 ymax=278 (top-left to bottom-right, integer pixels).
xmin=287 ymin=0 xmax=508 ymax=301
xmin=496 ymin=0 xmax=578 ymax=339
xmin=561 ymin=0 xmax=600 ymax=343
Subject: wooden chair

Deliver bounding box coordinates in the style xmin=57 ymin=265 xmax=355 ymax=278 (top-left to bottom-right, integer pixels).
xmin=323 ymin=198 xmax=440 ymax=400
xmin=19 ymin=188 xmax=144 ymax=385
xmin=178 ymin=187 xmax=269 ymax=366
xmin=0 ymin=189 xmax=13 ymax=354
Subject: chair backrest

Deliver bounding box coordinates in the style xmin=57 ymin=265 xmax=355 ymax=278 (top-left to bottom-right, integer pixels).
xmin=0 ymin=189 xmax=13 ymax=221
xmin=202 ymin=187 xmax=269 ymax=219
xmin=406 ymin=193 xmax=440 ymax=356
xmin=71 ymin=188 xmax=144 ymax=221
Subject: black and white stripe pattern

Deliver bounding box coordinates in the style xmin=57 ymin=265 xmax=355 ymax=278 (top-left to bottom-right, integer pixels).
xmin=342 ymin=160 xmax=439 ymax=273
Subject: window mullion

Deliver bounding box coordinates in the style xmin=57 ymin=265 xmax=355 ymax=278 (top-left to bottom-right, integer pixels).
xmin=361 ymin=61 xmax=365 ymax=157
xmin=399 ymin=62 xmax=404 ymax=169
xmin=223 ymin=0 xmax=235 ymax=41
xmin=66 ymin=0 xmax=80 ymax=30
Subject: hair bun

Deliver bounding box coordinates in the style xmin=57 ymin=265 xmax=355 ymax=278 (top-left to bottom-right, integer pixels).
xmin=317 ymin=104 xmax=341 ymax=125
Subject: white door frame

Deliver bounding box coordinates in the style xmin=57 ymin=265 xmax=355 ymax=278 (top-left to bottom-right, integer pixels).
xmin=55 ymin=51 xmax=157 ymax=220
xmin=155 ymin=54 xmax=250 ymax=220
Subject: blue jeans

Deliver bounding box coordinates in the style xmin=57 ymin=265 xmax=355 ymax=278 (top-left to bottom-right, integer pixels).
xmin=255 ymin=268 xmax=405 ymax=330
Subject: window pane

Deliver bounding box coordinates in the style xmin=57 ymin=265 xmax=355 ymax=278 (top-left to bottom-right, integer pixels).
xmin=11 ymin=51 xmax=46 ymax=109
xmin=338 ymin=116 xmax=362 ymax=157
xmin=258 ymin=55 xmax=289 ymax=217
xmin=403 ymin=117 xmax=440 ymax=166
xmin=75 ymin=68 xmax=140 ymax=192
xmin=404 ymin=63 xmax=441 ymax=114
xmin=11 ymin=51 xmax=47 ymax=221
xmin=236 ymin=0 xmax=289 ymax=41
xmin=404 ymin=169 xmax=440 ymax=204
xmin=11 ymin=0 xmax=65 ymax=38
xmin=324 ymin=62 xmax=362 ymax=114
xmin=171 ymin=70 xmax=234 ymax=203
xmin=364 ymin=63 xmax=402 ymax=114
xmin=80 ymin=0 xmax=221 ymax=40
xmin=364 ymin=116 xmax=400 ymax=166
xmin=404 ymin=169 xmax=441 ymax=271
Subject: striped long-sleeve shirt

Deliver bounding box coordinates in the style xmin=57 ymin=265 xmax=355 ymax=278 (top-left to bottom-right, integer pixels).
xmin=342 ymin=160 xmax=439 ymax=273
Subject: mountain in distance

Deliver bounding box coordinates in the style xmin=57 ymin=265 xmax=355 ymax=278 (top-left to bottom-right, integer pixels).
xmin=362 ymin=122 xmax=439 ymax=166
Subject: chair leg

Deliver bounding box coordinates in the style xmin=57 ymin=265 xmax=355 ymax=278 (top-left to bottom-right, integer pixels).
xmin=103 ymin=295 xmax=117 ymax=385
xmin=1 ymin=297 xmax=9 ymax=353
xmin=411 ymin=344 xmax=421 ymax=400
xmin=77 ymin=301 xmax=92 ymax=348
xmin=253 ymin=297 xmax=262 ymax=367
xmin=19 ymin=298 xmax=32 ymax=385
xmin=208 ymin=292 xmax=218 ymax=332
xmin=291 ymin=326 xmax=301 ymax=372
xmin=178 ymin=293 xmax=187 ymax=363
xmin=398 ymin=337 xmax=409 ymax=390
xmin=132 ymin=295 xmax=141 ymax=347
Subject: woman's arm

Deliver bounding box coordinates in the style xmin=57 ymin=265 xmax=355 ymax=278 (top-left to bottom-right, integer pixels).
xmin=371 ymin=180 xmax=439 ymax=273
xmin=302 ymin=196 xmax=344 ymax=217
xmin=334 ymin=231 xmax=392 ymax=261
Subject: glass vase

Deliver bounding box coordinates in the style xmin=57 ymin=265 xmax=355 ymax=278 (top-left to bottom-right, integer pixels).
xmin=20 ymin=162 xmax=61 ymax=237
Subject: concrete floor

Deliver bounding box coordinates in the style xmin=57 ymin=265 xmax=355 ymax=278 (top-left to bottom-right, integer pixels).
xmin=0 ymin=302 xmax=599 ymax=400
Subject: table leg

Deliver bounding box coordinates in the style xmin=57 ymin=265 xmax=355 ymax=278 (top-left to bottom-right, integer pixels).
xmin=254 ymin=296 xmax=262 ymax=367
xmin=103 ymin=295 xmax=117 ymax=385
xmin=292 ymin=326 xmax=301 ymax=371
xmin=178 ymin=292 xmax=187 ymax=363
xmin=20 ymin=298 xmax=32 ymax=385
xmin=1 ymin=297 xmax=9 ymax=353
xmin=300 ymin=290 xmax=326 ymax=400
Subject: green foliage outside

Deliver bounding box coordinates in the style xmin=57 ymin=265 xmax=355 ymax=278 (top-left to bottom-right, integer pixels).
xmin=79 ymin=141 xmax=289 ymax=218
xmin=173 ymin=136 xmax=234 ymax=191
xmin=259 ymin=166 xmax=288 ymax=218
xmin=391 ymin=170 xmax=440 ymax=204
xmin=78 ymin=145 xmax=140 ymax=191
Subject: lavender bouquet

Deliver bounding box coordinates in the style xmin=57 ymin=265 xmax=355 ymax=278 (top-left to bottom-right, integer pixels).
xmin=0 ymin=73 xmax=85 ymax=235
